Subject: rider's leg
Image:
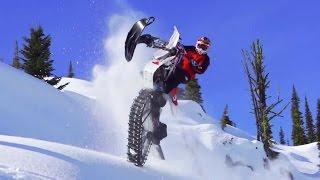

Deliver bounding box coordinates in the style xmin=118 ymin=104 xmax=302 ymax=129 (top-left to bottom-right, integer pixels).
xmin=163 ymin=68 xmax=189 ymax=94
xmin=138 ymin=34 xmax=168 ymax=49
xmin=149 ymin=69 xmax=187 ymax=144
xmin=163 ymin=68 xmax=189 ymax=106
xmin=138 ymin=34 xmax=155 ymax=47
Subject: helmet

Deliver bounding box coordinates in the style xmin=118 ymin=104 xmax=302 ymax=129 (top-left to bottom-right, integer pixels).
xmin=195 ymin=37 xmax=211 ymax=55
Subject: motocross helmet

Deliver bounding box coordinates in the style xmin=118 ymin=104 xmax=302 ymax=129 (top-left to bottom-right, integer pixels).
xmin=196 ymin=36 xmax=211 ymax=55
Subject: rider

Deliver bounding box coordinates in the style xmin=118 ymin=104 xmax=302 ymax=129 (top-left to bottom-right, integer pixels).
xmin=138 ymin=34 xmax=211 ymax=144
xmin=139 ymin=35 xmax=210 ymax=93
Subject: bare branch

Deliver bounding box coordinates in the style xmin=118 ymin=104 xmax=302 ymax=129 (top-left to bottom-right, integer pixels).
xmin=269 ymin=102 xmax=290 ymax=120
xmin=266 ymin=99 xmax=284 ymax=113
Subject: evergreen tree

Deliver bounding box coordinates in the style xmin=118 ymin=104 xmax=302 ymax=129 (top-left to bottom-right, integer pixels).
xmin=305 ymin=97 xmax=316 ymax=143
xmin=67 ymin=61 xmax=75 ymax=78
xmin=316 ymin=99 xmax=320 ymax=153
xmin=291 ymin=86 xmax=307 ymax=145
xmin=21 ymin=26 xmax=54 ymax=79
xmin=220 ymin=105 xmax=236 ymax=130
xmin=185 ymin=78 xmax=203 ymax=104
xmin=286 ymin=139 xmax=290 ymax=146
xmin=279 ymin=126 xmax=286 ymax=145
xmin=20 ymin=26 xmax=66 ymax=88
xmin=12 ymin=41 xmax=21 ymax=69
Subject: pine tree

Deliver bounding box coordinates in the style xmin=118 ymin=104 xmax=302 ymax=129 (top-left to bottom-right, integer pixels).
xmin=305 ymin=97 xmax=316 ymax=143
xmin=286 ymin=139 xmax=290 ymax=146
xmin=185 ymin=78 xmax=203 ymax=104
xmin=21 ymin=26 xmax=54 ymax=79
xmin=279 ymin=126 xmax=286 ymax=145
xmin=67 ymin=61 xmax=75 ymax=78
xmin=12 ymin=41 xmax=21 ymax=69
xmin=316 ymin=99 xmax=320 ymax=154
xmin=291 ymin=86 xmax=307 ymax=145
xmin=220 ymin=105 xmax=236 ymax=130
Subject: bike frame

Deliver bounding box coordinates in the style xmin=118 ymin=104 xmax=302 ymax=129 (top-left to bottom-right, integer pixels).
xmin=142 ymin=26 xmax=181 ymax=90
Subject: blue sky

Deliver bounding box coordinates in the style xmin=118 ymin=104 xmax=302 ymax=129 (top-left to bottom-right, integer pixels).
xmin=1 ymin=0 xmax=320 ymax=142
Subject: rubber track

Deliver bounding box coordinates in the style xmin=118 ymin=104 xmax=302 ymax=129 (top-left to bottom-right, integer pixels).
xmin=127 ymin=89 xmax=153 ymax=166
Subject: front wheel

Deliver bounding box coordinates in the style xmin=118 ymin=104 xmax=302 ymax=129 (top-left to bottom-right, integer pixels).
xmin=127 ymin=90 xmax=154 ymax=166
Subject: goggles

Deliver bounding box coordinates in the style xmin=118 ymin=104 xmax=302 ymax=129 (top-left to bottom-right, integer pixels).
xmin=197 ymin=43 xmax=210 ymax=51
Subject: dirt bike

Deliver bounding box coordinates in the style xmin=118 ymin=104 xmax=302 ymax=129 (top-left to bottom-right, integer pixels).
xmin=125 ymin=17 xmax=184 ymax=167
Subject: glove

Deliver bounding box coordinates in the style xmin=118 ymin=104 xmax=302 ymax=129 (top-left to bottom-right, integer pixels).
xmin=169 ymin=47 xmax=178 ymax=56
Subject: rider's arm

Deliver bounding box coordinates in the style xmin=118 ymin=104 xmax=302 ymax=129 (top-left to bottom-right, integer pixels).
xmin=195 ymin=56 xmax=210 ymax=74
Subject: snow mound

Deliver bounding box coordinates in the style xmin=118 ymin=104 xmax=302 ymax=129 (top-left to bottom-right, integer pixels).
xmin=275 ymin=143 xmax=320 ymax=175
xmin=162 ymin=100 xmax=213 ymax=125
xmin=58 ymin=77 xmax=95 ymax=99
xmin=0 ymin=63 xmax=95 ymax=148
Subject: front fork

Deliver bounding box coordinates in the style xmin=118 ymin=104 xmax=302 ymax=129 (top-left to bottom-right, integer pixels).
xmin=149 ymin=91 xmax=167 ymax=160
xmin=150 ymin=91 xmax=166 ymax=128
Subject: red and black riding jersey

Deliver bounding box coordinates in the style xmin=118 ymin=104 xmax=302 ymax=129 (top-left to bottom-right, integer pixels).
xmin=179 ymin=46 xmax=210 ymax=80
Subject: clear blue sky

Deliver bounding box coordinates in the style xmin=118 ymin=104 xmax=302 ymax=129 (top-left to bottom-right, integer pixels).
xmin=1 ymin=0 xmax=320 ymax=143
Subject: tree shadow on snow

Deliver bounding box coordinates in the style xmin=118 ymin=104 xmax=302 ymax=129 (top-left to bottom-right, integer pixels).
xmin=0 ymin=141 xmax=154 ymax=179
xmin=289 ymin=152 xmax=311 ymax=163
xmin=0 ymin=141 xmax=85 ymax=178
xmin=0 ymin=141 xmax=80 ymax=164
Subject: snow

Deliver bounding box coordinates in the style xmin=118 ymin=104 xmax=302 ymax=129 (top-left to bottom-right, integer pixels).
xmin=0 ymin=62 xmax=319 ymax=179
xmin=58 ymin=78 xmax=95 ymax=99
xmin=275 ymin=143 xmax=320 ymax=175
xmin=0 ymin=135 xmax=181 ymax=180
xmin=0 ymin=63 xmax=95 ymax=148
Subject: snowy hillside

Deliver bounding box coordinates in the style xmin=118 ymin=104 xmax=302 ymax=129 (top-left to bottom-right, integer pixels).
xmin=0 ymin=135 xmax=180 ymax=179
xmin=0 ymin=63 xmax=319 ymax=179
xmin=0 ymin=63 xmax=96 ymax=148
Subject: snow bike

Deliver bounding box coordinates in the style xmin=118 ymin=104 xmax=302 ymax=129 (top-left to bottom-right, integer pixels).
xmin=125 ymin=17 xmax=184 ymax=167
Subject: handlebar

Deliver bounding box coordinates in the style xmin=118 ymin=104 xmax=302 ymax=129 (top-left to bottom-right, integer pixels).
xmin=157 ymin=45 xmax=185 ymax=61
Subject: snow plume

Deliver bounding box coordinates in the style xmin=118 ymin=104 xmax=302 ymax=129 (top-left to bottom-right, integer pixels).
xmin=91 ymin=11 xmax=153 ymax=156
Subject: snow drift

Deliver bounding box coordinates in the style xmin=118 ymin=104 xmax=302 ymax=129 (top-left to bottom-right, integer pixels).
xmin=0 ymin=63 xmax=95 ymax=148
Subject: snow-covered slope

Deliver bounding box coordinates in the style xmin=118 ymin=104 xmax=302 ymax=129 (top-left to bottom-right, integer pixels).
xmin=0 ymin=63 xmax=319 ymax=179
xmin=0 ymin=63 xmax=96 ymax=148
xmin=158 ymin=101 xmax=319 ymax=180
xmin=0 ymin=135 xmax=182 ymax=180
